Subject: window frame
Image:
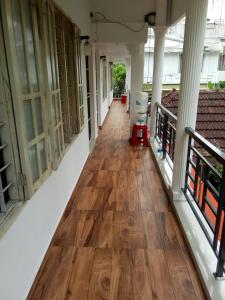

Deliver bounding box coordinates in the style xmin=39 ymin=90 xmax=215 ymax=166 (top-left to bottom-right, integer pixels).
xmin=2 ymin=0 xmax=53 ymax=198
xmin=218 ymin=54 xmax=225 ymax=71
xmin=101 ymin=57 xmax=107 ymax=101
xmin=0 ymin=6 xmax=25 ymax=216
xmin=109 ymin=62 xmax=113 ymax=91
xmin=40 ymin=0 xmax=65 ymax=169
xmin=74 ymin=24 xmax=85 ymax=131
xmin=1 ymin=0 xmax=85 ymax=200
xmin=54 ymin=7 xmax=80 ymax=143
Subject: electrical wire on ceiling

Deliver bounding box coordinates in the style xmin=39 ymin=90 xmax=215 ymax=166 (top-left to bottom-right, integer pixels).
xmin=91 ymin=12 xmax=146 ymax=33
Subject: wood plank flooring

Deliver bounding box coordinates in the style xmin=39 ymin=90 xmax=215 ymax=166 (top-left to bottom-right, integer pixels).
xmin=28 ymin=102 xmax=206 ymax=300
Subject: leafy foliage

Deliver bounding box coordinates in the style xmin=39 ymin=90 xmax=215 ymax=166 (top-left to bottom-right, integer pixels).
xmin=113 ymin=63 xmax=126 ymax=98
xmin=208 ymin=81 xmax=214 ymax=89
xmin=208 ymin=163 xmax=223 ymax=191
xmin=208 ymin=81 xmax=225 ymax=89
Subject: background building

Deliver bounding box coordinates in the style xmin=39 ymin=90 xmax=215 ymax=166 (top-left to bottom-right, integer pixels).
xmin=144 ymin=13 xmax=225 ymax=86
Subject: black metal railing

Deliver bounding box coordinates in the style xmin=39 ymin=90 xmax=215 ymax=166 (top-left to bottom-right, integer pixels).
xmin=155 ymin=103 xmax=177 ymax=167
xmin=183 ymin=127 xmax=225 ymax=278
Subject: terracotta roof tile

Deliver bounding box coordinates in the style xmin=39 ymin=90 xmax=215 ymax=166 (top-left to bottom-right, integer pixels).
xmin=162 ymin=89 xmax=225 ymax=152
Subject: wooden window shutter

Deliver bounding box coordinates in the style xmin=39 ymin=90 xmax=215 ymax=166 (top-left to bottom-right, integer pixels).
xmin=40 ymin=0 xmax=65 ymax=168
xmin=73 ymin=25 xmax=84 ymax=131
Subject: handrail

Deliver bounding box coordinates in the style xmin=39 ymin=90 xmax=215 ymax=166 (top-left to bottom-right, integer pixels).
xmin=155 ymin=102 xmax=177 ymax=166
xmin=156 ymin=102 xmax=177 ymax=122
xmin=185 ymin=127 xmax=225 ymax=166
xmin=184 ymin=126 xmax=225 ymax=278
xmin=154 ymin=105 xmax=225 ymax=277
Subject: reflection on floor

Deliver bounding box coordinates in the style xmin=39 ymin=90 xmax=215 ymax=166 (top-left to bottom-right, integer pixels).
xmin=28 ymin=102 xmax=206 ymax=300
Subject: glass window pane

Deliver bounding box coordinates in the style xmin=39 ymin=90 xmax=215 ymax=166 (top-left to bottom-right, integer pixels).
xmin=80 ymin=107 xmax=84 ymax=127
xmin=34 ymin=97 xmax=43 ymax=134
xmin=46 ymin=4 xmax=53 ymax=89
xmin=52 ymin=95 xmax=57 ymax=125
xmin=59 ymin=126 xmax=63 ymax=153
xmin=12 ymin=0 xmax=29 ymax=94
xmin=55 ymin=130 xmax=59 ymax=158
xmin=46 ymin=36 xmax=53 ymax=89
xmin=55 ymin=93 xmax=61 ymax=123
xmin=24 ymin=0 xmax=39 ymax=92
xmin=49 ymin=9 xmax=57 ymax=89
xmin=79 ymin=87 xmax=83 ymax=105
xmin=24 ymin=100 xmax=35 ymax=141
xmin=29 ymin=145 xmax=39 ymax=183
xmin=39 ymin=140 xmax=47 ymax=173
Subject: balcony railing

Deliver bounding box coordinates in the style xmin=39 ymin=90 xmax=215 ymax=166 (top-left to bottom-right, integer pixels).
xmin=155 ymin=103 xmax=225 ymax=278
xmin=155 ymin=103 xmax=177 ymax=168
xmin=184 ymin=127 xmax=225 ymax=278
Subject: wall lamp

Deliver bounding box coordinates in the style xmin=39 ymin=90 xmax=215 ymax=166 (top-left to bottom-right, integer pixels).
xmin=144 ymin=12 xmax=156 ymax=26
xmin=80 ymin=35 xmax=90 ymax=43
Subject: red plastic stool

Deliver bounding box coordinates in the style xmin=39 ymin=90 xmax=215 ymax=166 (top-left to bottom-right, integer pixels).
xmin=121 ymin=94 xmax=127 ymax=104
xmin=129 ymin=124 xmax=149 ymax=147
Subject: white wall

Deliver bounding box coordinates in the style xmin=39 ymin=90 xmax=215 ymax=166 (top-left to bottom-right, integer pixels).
xmin=99 ymin=59 xmax=108 ymax=125
xmin=107 ymin=62 xmax=114 ymax=107
xmin=92 ymin=0 xmax=155 ymax=23
xmin=0 ymin=129 xmax=89 ymax=300
xmin=144 ymin=52 xmax=154 ymax=82
xmin=170 ymin=0 xmax=186 ymax=25
xmin=94 ymin=23 xmax=148 ymax=44
xmin=217 ymin=71 xmax=225 ymax=81
xmin=0 ymin=1 xmax=94 ymax=299
xmin=96 ymin=55 xmax=113 ymax=126
xmin=164 ymin=53 xmax=180 ymax=75
xmin=201 ymin=53 xmax=219 ymax=83
xmin=55 ymin=0 xmax=91 ymax=35
xmin=109 ymin=90 xmax=114 ymax=105
xmin=91 ymin=44 xmax=99 ymax=140
xmin=144 ymin=51 xmax=221 ymax=84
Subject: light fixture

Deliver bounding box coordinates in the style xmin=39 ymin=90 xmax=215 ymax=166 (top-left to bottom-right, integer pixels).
xmin=100 ymin=56 xmax=106 ymax=61
xmin=80 ymin=35 xmax=90 ymax=43
xmin=144 ymin=12 xmax=156 ymax=26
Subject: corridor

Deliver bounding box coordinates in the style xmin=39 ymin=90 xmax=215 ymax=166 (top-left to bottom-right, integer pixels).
xmin=28 ymin=102 xmax=206 ymax=299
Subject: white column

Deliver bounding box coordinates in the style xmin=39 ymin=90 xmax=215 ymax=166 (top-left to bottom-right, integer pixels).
xmin=128 ymin=44 xmax=145 ymax=134
xmin=125 ymin=57 xmax=131 ymax=92
xmin=172 ymin=0 xmax=208 ymax=195
xmin=150 ymin=26 xmax=167 ymax=138
xmin=125 ymin=57 xmax=131 ymax=112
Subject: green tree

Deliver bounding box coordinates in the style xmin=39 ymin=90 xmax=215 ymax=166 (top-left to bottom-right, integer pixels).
xmin=208 ymin=81 xmax=214 ymax=89
xmin=208 ymin=81 xmax=225 ymax=90
xmin=219 ymin=81 xmax=225 ymax=89
xmin=113 ymin=63 xmax=126 ymax=98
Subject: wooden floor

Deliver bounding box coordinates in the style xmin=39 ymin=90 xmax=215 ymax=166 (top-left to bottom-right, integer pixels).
xmin=28 ymin=102 xmax=206 ymax=300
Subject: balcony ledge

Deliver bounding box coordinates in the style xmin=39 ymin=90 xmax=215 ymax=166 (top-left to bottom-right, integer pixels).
xmin=150 ymin=138 xmax=225 ymax=300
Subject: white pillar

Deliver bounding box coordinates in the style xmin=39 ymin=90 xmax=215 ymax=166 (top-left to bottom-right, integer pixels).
xmin=128 ymin=44 xmax=145 ymax=134
xmin=125 ymin=57 xmax=131 ymax=112
xmin=125 ymin=57 xmax=131 ymax=92
xmin=150 ymin=26 xmax=167 ymax=138
xmin=172 ymin=0 xmax=208 ymax=195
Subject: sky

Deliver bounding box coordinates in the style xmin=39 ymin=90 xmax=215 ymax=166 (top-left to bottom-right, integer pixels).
xmin=208 ymin=0 xmax=225 ymax=23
